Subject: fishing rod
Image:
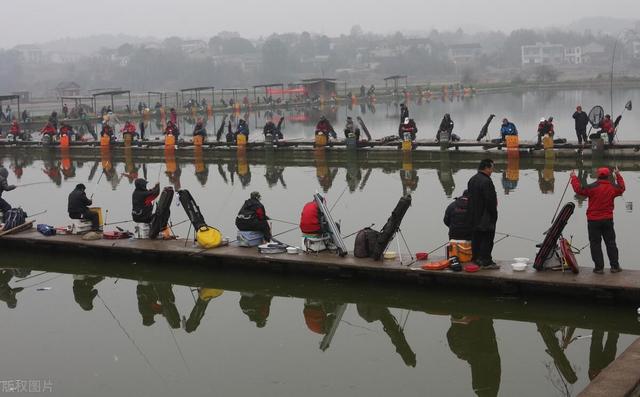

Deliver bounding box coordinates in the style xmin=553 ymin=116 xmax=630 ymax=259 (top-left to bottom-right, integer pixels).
xmin=26 ymin=210 xmax=47 ymax=218
xmin=341 ymin=224 xmax=375 ymax=240
xmin=329 ymin=185 xmax=349 ymax=212
xmin=269 ymin=218 xmax=298 ymax=226
xmin=90 ymin=168 xmax=105 ymax=200
xmin=15 ymin=181 xmax=50 ymax=188
xmin=551 ymin=175 xmax=572 ymax=224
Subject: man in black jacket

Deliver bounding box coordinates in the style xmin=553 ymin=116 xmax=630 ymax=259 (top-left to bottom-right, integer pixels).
xmin=467 ymin=159 xmax=498 ymax=268
xmin=443 ymin=190 xmax=472 ymax=240
xmin=573 ymin=105 xmax=590 ymax=145
xmin=235 ymin=191 xmax=271 ymax=241
xmin=0 ymin=165 xmax=16 ymax=221
xmin=132 ymin=179 xmax=160 ymax=223
xmin=68 ymin=183 xmax=99 ymax=231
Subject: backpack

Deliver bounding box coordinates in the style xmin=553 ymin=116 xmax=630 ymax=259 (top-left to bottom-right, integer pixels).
xmin=354 ymin=227 xmax=380 ymax=258
xmin=36 ymin=224 xmax=56 ymax=236
xmin=2 ymin=208 xmax=26 ymax=231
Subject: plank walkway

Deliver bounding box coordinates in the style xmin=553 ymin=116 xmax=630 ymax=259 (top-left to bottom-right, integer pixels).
xmin=2 ymin=229 xmax=640 ymax=305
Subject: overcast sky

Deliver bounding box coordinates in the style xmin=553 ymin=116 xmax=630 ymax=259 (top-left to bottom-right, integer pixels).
xmin=3 ymin=0 xmax=639 ymax=48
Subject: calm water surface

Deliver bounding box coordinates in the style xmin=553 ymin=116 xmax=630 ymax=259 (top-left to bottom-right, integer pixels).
xmin=0 ymin=88 xmax=639 ymax=396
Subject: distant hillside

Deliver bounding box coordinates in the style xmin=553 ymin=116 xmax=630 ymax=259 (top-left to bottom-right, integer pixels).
xmin=567 ymin=17 xmax=640 ymax=35
xmin=39 ymin=34 xmax=160 ymax=55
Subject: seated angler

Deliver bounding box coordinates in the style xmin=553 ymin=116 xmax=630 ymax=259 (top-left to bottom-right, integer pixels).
xmin=235 ymin=191 xmax=272 ymax=242
xmin=436 ymin=113 xmax=454 ymax=142
xmin=599 ymin=115 xmax=615 ymax=144
xmin=120 ymin=120 xmax=138 ymax=139
xmin=315 ymin=116 xmax=337 ymax=139
xmin=443 ymin=190 xmax=472 ymax=241
xmin=343 ymin=116 xmax=361 ymax=141
xmin=41 ymin=121 xmax=57 ymax=137
xmin=131 ymin=179 xmax=160 ymax=224
xmin=67 ymin=184 xmax=100 ymax=232
xmin=100 ymin=123 xmax=114 ymax=138
xmin=236 ymin=118 xmax=250 ymax=140
xmin=500 ymin=118 xmax=518 ymax=142
xmin=8 ymin=120 xmax=21 ymax=141
xmin=193 ymin=118 xmax=207 ymax=140
xmin=164 ymin=120 xmax=180 ymax=138
xmin=399 ymin=117 xmax=418 ymax=141
xmin=299 ymin=198 xmax=327 ymax=236
xmin=59 ymin=122 xmax=75 ymax=139
xmin=0 ymin=165 xmax=16 ymax=221
xmin=263 ymin=118 xmax=284 ymax=140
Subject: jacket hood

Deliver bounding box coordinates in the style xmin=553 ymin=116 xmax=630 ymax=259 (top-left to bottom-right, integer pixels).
xmin=135 ymin=178 xmax=148 ymax=189
xmin=0 ymin=167 xmax=8 ymax=179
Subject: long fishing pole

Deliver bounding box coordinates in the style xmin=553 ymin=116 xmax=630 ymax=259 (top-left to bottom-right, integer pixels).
xmin=26 ymin=210 xmax=47 ymax=218
xmin=551 ymin=175 xmax=572 ymax=224
xmin=329 ymin=185 xmax=349 ymax=212
xmin=15 ymin=181 xmax=50 ymax=188
xmin=269 ymin=218 xmax=297 ymax=226
xmin=90 ymin=168 xmax=105 ymax=200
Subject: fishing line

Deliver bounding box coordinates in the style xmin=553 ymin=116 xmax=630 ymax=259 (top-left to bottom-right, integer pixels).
xmin=168 ymin=326 xmax=189 ymax=372
xmin=26 ymin=210 xmax=47 ymax=218
xmin=96 ymin=293 xmax=164 ymax=381
xmin=22 ymin=274 xmax=64 ymax=289
xmin=104 ymin=219 xmax=133 ymax=226
xmin=495 ymin=231 xmax=539 ymax=243
xmin=14 ymin=271 xmax=49 ymax=283
xmin=16 ymin=181 xmax=50 ymax=188
xmin=269 ymin=218 xmax=298 ymax=226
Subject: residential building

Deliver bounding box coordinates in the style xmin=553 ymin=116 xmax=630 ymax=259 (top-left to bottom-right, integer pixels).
xmin=56 ymin=81 xmax=81 ymax=97
xmin=521 ymin=43 xmax=564 ymax=65
xmin=582 ymin=42 xmax=607 ymax=64
xmin=447 ymin=43 xmax=482 ymax=63
xmin=13 ymin=44 xmax=44 ymax=64
xmin=564 ymin=47 xmax=582 ymax=64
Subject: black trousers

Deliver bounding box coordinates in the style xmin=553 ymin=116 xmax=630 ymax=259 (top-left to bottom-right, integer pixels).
xmin=70 ymin=210 xmax=100 ymax=231
xmin=576 ymin=129 xmax=588 ymax=144
xmin=588 ymin=219 xmax=619 ymax=270
xmin=472 ymin=230 xmax=495 ymax=264
xmin=0 ymin=198 xmax=11 ymax=221
xmin=607 ymin=133 xmax=615 ymax=144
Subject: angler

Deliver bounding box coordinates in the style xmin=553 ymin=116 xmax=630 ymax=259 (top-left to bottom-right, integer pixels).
xmin=236 ymin=192 xmax=272 ymax=242
xmin=132 ymin=179 xmax=160 ymax=224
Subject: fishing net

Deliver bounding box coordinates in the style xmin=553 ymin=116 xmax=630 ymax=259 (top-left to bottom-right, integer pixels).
xmin=588 ymin=105 xmax=604 ymax=127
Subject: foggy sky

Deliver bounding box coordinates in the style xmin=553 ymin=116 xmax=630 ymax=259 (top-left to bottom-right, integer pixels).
xmin=3 ymin=0 xmax=639 ymax=48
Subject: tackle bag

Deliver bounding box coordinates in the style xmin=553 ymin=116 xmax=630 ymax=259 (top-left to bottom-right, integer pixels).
xmin=149 ymin=187 xmax=174 ymax=239
xmin=196 ymin=226 xmax=223 ymax=249
xmin=2 ymin=208 xmax=27 ymax=231
xmin=178 ymin=189 xmax=223 ymax=249
xmin=36 ymin=224 xmax=56 ymax=236
xmin=372 ymin=195 xmax=412 ymax=260
xmin=353 ymin=227 xmax=380 ymax=258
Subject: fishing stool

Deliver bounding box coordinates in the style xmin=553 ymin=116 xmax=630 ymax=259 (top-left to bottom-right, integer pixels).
xmin=134 ymin=223 xmax=150 ymax=239
xmin=69 ymin=219 xmax=93 ymax=234
xmin=237 ymin=230 xmax=265 ymax=247
xmin=301 ymin=234 xmax=332 ymax=253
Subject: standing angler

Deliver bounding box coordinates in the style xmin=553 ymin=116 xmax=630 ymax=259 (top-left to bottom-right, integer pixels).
xmin=570 ymin=167 xmax=625 ymax=274
xmin=572 ymin=106 xmax=590 ymax=145
xmin=467 ymin=159 xmax=499 ymax=269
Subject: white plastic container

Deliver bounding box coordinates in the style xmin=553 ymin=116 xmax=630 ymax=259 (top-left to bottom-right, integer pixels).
xmin=511 ymin=262 xmax=527 ymax=272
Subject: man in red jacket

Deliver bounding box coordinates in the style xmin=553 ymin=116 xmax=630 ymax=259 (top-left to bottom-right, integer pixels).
xmin=570 ymin=167 xmax=625 ymax=274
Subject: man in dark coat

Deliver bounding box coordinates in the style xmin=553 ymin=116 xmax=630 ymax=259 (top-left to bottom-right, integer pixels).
xmin=467 ymin=159 xmax=498 ymax=268
xmin=0 ymin=165 xmax=16 ymax=220
xmin=572 ymin=105 xmax=590 ymax=145
xmin=443 ymin=190 xmax=472 ymax=240
xmin=68 ymin=183 xmax=99 ymax=231
xmin=235 ymin=191 xmax=271 ymax=241
xmin=132 ymin=179 xmax=160 ymax=223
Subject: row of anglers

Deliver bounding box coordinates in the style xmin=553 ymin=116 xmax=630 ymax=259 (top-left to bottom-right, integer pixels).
xmin=0 ymin=156 xmax=627 ymax=274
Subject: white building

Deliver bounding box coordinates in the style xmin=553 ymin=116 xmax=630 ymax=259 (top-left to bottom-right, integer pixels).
xmin=564 ymin=47 xmax=582 ymax=64
xmin=521 ymin=43 xmax=564 ymax=65
xmin=633 ymin=41 xmax=640 ymax=59
xmin=13 ymin=44 xmax=44 ymax=64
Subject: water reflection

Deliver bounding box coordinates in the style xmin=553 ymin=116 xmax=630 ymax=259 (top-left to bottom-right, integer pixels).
xmin=1 ymin=255 xmax=634 ymax=397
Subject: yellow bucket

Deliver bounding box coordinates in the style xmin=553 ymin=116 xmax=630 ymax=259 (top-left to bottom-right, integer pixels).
xmin=236 ymin=134 xmax=247 ymax=146
xmin=543 ymin=134 xmax=554 ymax=150
xmin=193 ymin=135 xmax=204 ymax=146
xmin=447 ymin=240 xmax=472 ymax=263
xmin=165 ymin=134 xmax=176 ymax=147
xmin=505 ymin=135 xmax=519 ymax=150
xmin=89 ymin=207 xmax=104 ymax=227
xmin=100 ymin=135 xmax=111 ymax=147
xmin=315 ymin=134 xmax=327 ymax=147
xmin=402 ymin=140 xmax=412 ymax=152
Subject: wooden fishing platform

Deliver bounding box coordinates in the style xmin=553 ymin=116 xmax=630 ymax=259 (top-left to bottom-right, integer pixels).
xmin=1 ymin=137 xmax=639 ymax=158
xmin=3 ymin=228 xmax=640 ymax=305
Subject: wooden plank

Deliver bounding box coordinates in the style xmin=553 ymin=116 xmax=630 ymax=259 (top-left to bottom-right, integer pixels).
xmin=0 ymin=220 xmax=34 ymax=237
